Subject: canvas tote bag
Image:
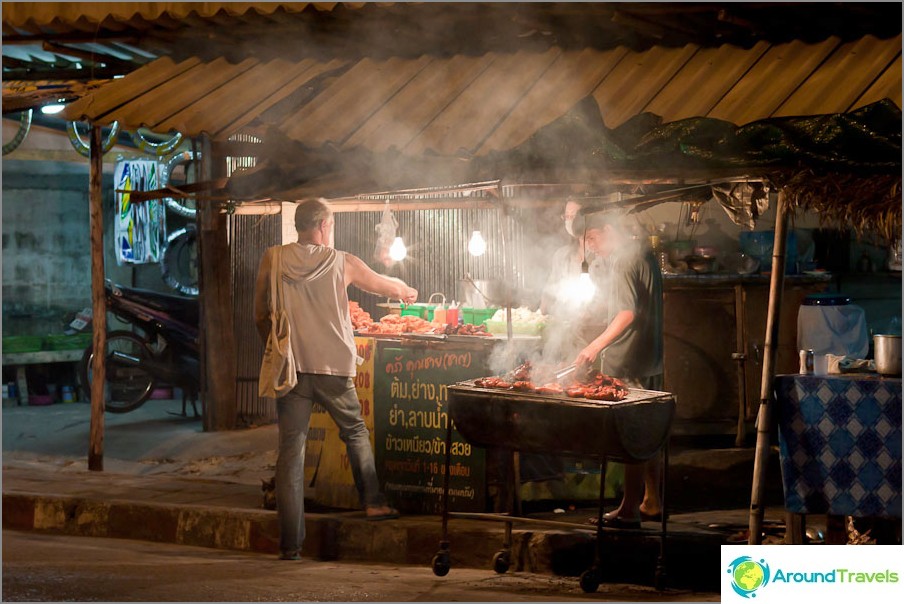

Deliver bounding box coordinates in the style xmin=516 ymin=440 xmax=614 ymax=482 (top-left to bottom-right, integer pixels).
xmin=258 ymin=246 xmax=298 ymax=398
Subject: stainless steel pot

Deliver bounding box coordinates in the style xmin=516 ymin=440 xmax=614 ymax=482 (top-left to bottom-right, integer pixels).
xmin=874 ymin=334 xmax=902 ymax=376
xmin=456 ymin=278 xmax=507 ymax=309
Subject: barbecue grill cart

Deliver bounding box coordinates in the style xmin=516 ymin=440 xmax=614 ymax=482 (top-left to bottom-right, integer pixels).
xmin=431 ymin=380 xmax=676 ymax=592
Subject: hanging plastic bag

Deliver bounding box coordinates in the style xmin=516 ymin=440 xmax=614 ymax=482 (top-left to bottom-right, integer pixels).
xmin=373 ymin=204 xmax=398 ymax=268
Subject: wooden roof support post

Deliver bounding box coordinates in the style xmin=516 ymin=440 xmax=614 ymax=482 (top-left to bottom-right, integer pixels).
xmin=88 ymin=124 xmax=107 ymax=471
xmin=747 ymin=188 xmax=789 ymax=544
xmin=198 ymin=134 xmax=237 ymax=431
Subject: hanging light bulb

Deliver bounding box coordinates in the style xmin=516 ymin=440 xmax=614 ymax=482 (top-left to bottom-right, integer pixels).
xmin=468 ymin=230 xmax=487 ymax=256
xmin=389 ymin=236 xmax=407 ymax=261
xmin=576 ymin=260 xmax=596 ymax=302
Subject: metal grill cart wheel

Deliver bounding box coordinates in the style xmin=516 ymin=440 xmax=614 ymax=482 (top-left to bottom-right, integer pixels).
xmin=431 ymin=547 xmax=451 ymax=577
xmin=579 ymin=569 xmax=601 ymax=593
xmin=492 ymin=550 xmax=511 ymax=574
xmin=431 ymin=381 xmax=676 ymax=594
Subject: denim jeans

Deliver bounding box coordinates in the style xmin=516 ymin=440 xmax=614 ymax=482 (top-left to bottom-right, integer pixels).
xmin=276 ymin=373 xmax=386 ymax=555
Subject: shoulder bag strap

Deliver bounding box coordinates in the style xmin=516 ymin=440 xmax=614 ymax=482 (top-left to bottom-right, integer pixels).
xmin=269 ymin=246 xmax=282 ymax=322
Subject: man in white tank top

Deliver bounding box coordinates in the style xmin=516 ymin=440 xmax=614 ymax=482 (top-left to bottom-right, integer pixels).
xmin=254 ymin=199 xmax=418 ymax=561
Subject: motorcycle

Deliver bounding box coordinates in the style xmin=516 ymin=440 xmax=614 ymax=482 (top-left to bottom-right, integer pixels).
xmin=79 ymin=280 xmax=200 ymax=416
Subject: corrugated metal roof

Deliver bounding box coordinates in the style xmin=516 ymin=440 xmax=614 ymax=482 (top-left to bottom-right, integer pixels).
xmin=1 ymin=3 xmax=357 ymax=30
xmin=61 ymin=35 xmax=902 ymax=157
xmin=2 ymin=2 xmax=375 ymax=86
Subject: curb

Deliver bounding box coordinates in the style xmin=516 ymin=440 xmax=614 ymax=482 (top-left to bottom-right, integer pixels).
xmin=1 ymin=491 xmax=581 ymax=573
xmin=2 ymin=490 xmax=723 ymax=591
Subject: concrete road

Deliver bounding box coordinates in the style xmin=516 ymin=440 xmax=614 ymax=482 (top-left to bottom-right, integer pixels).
xmin=2 ymin=530 xmax=717 ymax=602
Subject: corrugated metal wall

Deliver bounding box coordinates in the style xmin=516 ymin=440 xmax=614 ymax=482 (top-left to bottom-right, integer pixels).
xmin=230 ymin=212 xmax=281 ymax=424
xmin=334 ymin=207 xmax=525 ymax=320
xmin=226 ymin=142 xmax=285 ymax=424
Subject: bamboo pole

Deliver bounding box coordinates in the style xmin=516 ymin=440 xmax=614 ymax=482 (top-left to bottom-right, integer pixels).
xmin=748 ymin=189 xmax=789 ymax=544
xmin=88 ymin=125 xmax=107 ymax=471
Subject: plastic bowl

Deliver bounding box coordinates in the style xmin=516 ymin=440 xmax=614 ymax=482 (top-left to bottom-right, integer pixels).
xmin=722 ymin=252 xmax=759 ymax=275
xmin=686 ymin=255 xmax=717 ymax=274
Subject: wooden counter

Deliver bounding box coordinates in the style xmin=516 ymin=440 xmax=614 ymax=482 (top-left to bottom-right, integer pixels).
xmin=661 ymin=273 xmax=831 ymax=443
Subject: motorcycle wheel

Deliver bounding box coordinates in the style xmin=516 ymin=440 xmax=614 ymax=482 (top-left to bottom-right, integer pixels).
xmin=79 ymin=330 xmax=156 ymax=414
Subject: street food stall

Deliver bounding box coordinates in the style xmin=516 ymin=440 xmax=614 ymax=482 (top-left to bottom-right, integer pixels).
xmin=48 ymin=11 xmax=901 ymax=561
xmin=202 ymin=109 xmax=902 ymax=553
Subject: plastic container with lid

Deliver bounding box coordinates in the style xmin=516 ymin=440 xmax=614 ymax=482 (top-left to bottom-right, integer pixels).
xmin=797 ymin=292 xmax=868 ymax=358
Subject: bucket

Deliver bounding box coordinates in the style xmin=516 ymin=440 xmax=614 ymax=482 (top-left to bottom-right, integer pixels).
xmin=400 ymin=304 xmax=431 ymax=320
xmin=873 ymin=334 xmax=902 ymax=376
xmin=61 ymin=385 xmax=76 ymax=403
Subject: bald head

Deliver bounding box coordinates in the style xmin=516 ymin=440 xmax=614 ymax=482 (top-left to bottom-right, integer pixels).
xmin=295 ymin=199 xmax=333 ymax=233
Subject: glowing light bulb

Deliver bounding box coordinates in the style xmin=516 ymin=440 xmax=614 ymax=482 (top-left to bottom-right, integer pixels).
xmin=468 ymin=230 xmax=487 ymax=256
xmin=40 ymin=104 xmax=66 ymax=115
xmin=576 ymin=262 xmax=596 ymax=302
xmin=389 ymin=236 xmax=407 ymax=261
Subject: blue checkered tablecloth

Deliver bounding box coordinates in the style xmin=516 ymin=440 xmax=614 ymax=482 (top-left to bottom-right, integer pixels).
xmin=776 ymin=373 xmax=902 ymax=518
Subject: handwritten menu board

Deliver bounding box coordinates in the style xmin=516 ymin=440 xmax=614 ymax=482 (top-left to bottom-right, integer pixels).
xmin=304 ymin=337 xmax=376 ymax=509
xmin=373 ymin=344 xmax=488 ymax=514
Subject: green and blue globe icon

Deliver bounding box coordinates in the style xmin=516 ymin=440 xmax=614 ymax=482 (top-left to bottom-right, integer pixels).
xmin=727 ymin=556 xmax=771 ymax=598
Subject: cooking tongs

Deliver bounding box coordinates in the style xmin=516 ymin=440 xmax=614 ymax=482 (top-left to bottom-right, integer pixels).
xmin=554 ymin=364 xmax=577 ymax=382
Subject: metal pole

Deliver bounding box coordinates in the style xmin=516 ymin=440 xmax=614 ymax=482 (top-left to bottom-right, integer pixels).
xmin=88 ymin=125 xmax=107 ymax=471
xmin=748 ymin=189 xmax=789 ymax=544
xmin=498 ymin=183 xmax=513 ymax=341
xmin=733 ymin=284 xmax=749 ymax=447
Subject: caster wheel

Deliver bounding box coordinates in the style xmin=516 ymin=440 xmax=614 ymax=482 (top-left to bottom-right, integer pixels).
xmin=654 ymin=567 xmax=667 ymax=591
xmin=432 ymin=552 xmax=450 ymax=577
xmin=492 ymin=551 xmax=511 ymax=574
xmin=579 ymin=569 xmax=601 ymax=593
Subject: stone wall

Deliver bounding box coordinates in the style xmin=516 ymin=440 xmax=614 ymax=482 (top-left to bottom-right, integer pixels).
xmin=1 ymin=158 xmax=177 ymax=337
xmin=2 ymin=161 xmax=104 ymax=336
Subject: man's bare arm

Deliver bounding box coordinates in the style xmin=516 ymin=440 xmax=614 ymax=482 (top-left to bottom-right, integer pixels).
xmin=344 ymin=253 xmax=417 ymax=303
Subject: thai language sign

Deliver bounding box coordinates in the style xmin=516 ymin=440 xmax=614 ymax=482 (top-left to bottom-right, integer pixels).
xmin=374 ymin=344 xmax=487 ymax=514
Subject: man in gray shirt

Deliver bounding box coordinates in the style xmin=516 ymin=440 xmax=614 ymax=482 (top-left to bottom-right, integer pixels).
xmin=575 ymin=211 xmax=664 ymax=529
xmin=254 ymin=199 xmax=418 ymax=560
